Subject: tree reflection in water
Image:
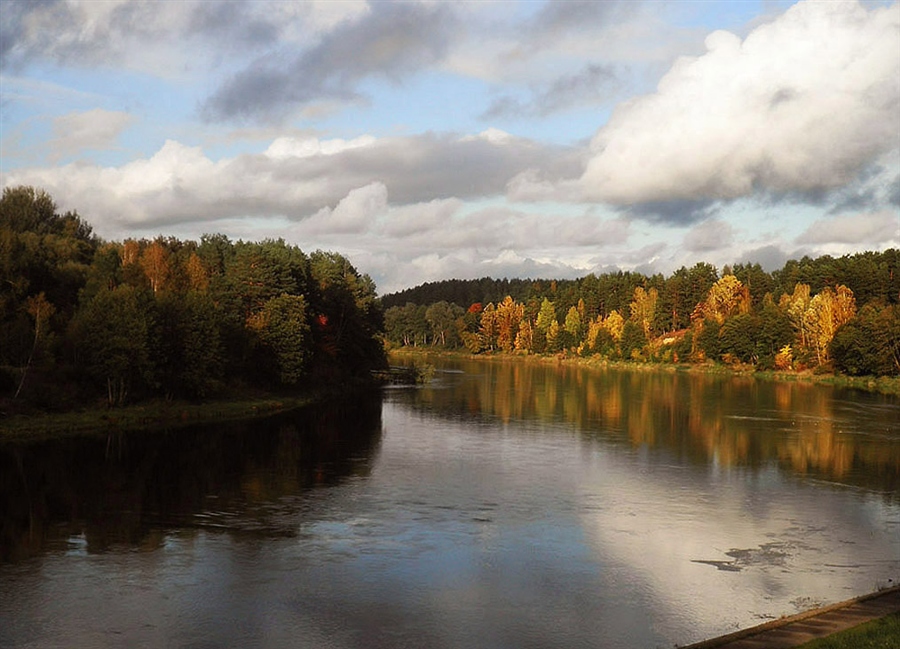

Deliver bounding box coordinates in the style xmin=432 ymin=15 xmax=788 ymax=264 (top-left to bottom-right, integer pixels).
xmin=400 ymin=357 xmax=900 ymax=496
xmin=0 ymin=394 xmax=383 ymax=563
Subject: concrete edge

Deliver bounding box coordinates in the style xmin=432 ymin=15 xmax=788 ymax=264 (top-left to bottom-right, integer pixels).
xmin=678 ymin=585 xmax=900 ymax=649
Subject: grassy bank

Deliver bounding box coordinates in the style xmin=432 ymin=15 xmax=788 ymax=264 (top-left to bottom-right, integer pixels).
xmin=0 ymin=393 xmax=317 ymax=441
xmin=388 ymin=347 xmax=900 ymax=396
xmin=796 ymin=612 xmax=900 ymax=649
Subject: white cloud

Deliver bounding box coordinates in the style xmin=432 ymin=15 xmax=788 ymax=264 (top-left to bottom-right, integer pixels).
xmin=1 ymin=132 xmax=576 ymax=228
xmin=579 ymin=0 xmax=900 ymax=204
xmin=796 ymin=210 xmax=900 ymax=245
xmin=304 ymin=182 xmax=388 ymax=235
xmin=380 ymin=198 xmax=463 ymax=238
xmin=49 ymin=108 xmax=134 ymax=161
xmin=683 ymin=219 xmax=734 ymax=252
xmin=265 ymin=135 xmax=377 ymax=159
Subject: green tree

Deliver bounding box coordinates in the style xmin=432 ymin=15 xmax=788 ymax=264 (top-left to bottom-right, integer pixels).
xmin=13 ymin=292 xmax=56 ymax=399
xmin=425 ymin=301 xmax=462 ymax=347
xmin=564 ymin=304 xmax=584 ymax=347
xmin=247 ymin=294 xmax=311 ymax=385
xmin=307 ymin=250 xmax=385 ymax=376
xmin=620 ymin=320 xmax=646 ymax=360
xmin=754 ymin=297 xmax=794 ymax=368
xmin=695 ymin=318 xmax=721 ymax=361
xmin=831 ymin=303 xmax=900 ymax=376
xmin=73 ymin=285 xmax=153 ymax=406
xmin=152 ymin=291 xmax=224 ymax=398
xmin=719 ymin=312 xmax=758 ymax=364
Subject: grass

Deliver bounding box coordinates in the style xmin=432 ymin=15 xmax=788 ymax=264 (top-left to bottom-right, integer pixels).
xmin=795 ymin=613 xmax=900 ymax=649
xmin=0 ymin=394 xmax=316 ymax=440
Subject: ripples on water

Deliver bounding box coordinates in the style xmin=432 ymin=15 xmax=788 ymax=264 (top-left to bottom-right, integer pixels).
xmin=1 ymin=361 xmax=898 ymax=648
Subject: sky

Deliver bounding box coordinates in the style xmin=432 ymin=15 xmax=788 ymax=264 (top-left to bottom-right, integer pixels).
xmin=1 ymin=0 xmax=899 ymax=295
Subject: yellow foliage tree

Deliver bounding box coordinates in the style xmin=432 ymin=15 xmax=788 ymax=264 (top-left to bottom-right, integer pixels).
xmin=186 ymin=252 xmax=209 ymax=292
xmin=586 ymin=315 xmax=604 ymax=351
xmin=704 ymin=275 xmax=749 ymax=325
xmin=479 ymin=302 xmax=498 ymax=351
xmin=604 ymin=310 xmax=625 ymax=342
xmin=514 ymin=318 xmax=533 ymax=352
xmin=141 ymin=240 xmax=171 ymax=294
xmin=804 ymin=285 xmax=857 ymax=365
xmin=779 ymin=283 xmax=812 ymax=350
xmin=629 ymin=286 xmax=658 ymax=338
xmin=495 ymin=296 xmax=524 ymax=352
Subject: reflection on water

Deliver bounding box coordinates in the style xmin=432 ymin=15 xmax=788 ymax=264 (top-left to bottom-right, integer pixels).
xmin=406 ymin=357 xmax=900 ymax=494
xmin=0 ymin=396 xmax=383 ymax=563
xmin=1 ymin=363 xmax=898 ymax=649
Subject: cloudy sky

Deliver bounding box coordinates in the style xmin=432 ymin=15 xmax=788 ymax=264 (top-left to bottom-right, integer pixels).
xmin=1 ymin=0 xmax=898 ymax=294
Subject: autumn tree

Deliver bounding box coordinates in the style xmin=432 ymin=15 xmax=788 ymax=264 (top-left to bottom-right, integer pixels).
xmin=479 ymin=303 xmax=499 ymax=351
xmin=534 ymin=297 xmax=557 ymax=353
xmin=514 ymin=318 xmax=534 ymax=352
xmin=629 ymin=286 xmax=658 ymax=339
xmin=13 ymin=292 xmax=56 ymax=399
xmin=141 ymin=240 xmax=172 ymax=294
xmin=703 ymin=275 xmax=750 ymax=325
xmin=495 ymin=296 xmax=524 ymax=352
xmin=779 ymin=283 xmax=812 ymax=353
xmin=185 ymin=252 xmax=209 ymax=292
xmin=804 ymin=285 xmax=857 ymax=365
xmin=562 ymin=305 xmax=583 ymax=349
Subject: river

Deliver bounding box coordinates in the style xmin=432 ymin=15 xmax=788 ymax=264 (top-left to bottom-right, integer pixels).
xmin=1 ymin=357 xmax=898 ymax=648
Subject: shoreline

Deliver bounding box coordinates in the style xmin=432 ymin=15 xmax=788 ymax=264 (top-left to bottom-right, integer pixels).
xmin=680 ymin=585 xmax=900 ymax=648
xmin=387 ymin=347 xmax=900 ymax=396
xmin=0 ymin=393 xmax=319 ymax=441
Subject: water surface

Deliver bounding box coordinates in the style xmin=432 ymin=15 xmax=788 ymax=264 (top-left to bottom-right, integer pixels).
xmin=1 ymin=359 xmax=898 ymax=648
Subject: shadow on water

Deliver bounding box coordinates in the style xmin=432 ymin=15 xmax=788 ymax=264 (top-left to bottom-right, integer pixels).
xmin=0 ymin=393 xmax=383 ymax=564
xmin=392 ymin=356 xmax=900 ymax=498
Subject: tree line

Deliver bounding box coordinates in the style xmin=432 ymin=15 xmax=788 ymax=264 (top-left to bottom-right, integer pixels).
xmin=1 ymin=186 xmax=386 ymax=413
xmin=383 ymin=251 xmax=900 ymax=377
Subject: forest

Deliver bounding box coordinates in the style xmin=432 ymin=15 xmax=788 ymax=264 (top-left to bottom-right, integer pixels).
xmin=382 ymin=251 xmax=900 ymax=377
xmin=0 ymin=186 xmax=386 ymax=415
xmin=3 ymin=183 xmax=899 ymax=422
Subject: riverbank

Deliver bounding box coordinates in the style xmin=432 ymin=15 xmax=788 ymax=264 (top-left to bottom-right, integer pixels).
xmin=387 ymin=348 xmax=900 ymax=396
xmin=681 ymin=586 xmax=900 ymax=648
xmin=0 ymin=393 xmax=318 ymax=441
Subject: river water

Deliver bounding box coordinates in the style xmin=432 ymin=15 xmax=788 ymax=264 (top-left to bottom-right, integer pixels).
xmin=1 ymin=357 xmax=899 ymax=648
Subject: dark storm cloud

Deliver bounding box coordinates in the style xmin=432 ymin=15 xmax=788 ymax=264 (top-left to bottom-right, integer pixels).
xmin=0 ymin=0 xmax=67 ymax=70
xmin=760 ymin=163 xmax=898 ymax=215
xmin=624 ymin=199 xmax=720 ymax=225
xmin=529 ymin=0 xmax=637 ymax=41
xmin=482 ymin=64 xmax=616 ymax=119
xmin=203 ymin=2 xmax=458 ymax=121
xmin=186 ymin=1 xmax=280 ymax=49
xmin=889 ymin=177 xmax=900 ymax=207
xmin=0 ymin=0 xmax=282 ymax=71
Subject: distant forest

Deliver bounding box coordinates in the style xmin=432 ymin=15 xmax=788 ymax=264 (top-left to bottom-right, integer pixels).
xmin=381 ymin=250 xmax=900 ymax=377
xmin=0 ymin=186 xmax=386 ymax=414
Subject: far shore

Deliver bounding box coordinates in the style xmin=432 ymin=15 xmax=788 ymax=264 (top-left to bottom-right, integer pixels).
xmin=387 ymin=347 xmax=900 ymax=396
xmin=4 ymin=351 xmax=896 ymax=440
